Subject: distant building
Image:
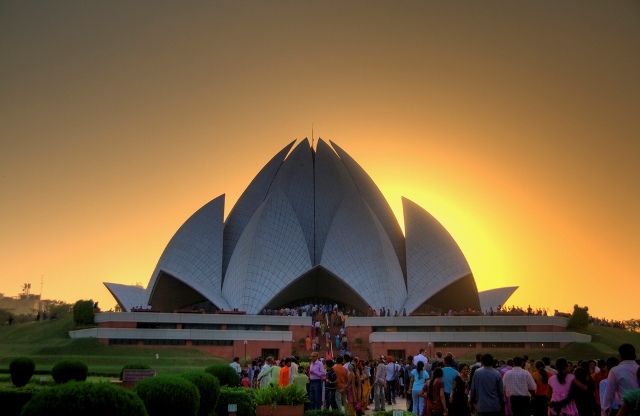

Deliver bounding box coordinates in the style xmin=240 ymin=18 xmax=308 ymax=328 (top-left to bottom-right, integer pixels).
xmin=0 ymin=292 xmax=43 ymax=315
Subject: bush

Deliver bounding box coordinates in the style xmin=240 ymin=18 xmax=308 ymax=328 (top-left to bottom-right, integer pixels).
xmin=215 ymin=386 xmax=255 ymax=416
xmin=254 ymin=384 xmax=308 ymax=405
xmin=119 ymin=363 xmax=152 ymax=381
xmin=51 ymin=360 xmax=88 ymax=383
xmin=20 ymin=382 xmax=147 ymax=416
xmin=9 ymin=357 xmax=35 ymax=387
xmin=72 ymin=299 xmax=94 ymax=326
xmin=0 ymin=385 xmax=46 ymax=416
xmin=204 ymin=363 xmax=240 ymax=387
xmin=134 ymin=374 xmax=200 ymax=416
xmin=180 ymin=370 xmax=220 ymax=416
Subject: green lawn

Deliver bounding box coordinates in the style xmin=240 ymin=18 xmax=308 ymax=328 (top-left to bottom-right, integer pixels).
xmin=0 ymin=317 xmax=224 ymax=376
xmin=2 ymin=316 xmax=638 ymax=378
xmin=457 ymin=324 xmax=640 ymax=362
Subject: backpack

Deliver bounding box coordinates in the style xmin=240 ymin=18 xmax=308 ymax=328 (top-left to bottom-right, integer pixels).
xmin=326 ymin=368 xmax=337 ymax=387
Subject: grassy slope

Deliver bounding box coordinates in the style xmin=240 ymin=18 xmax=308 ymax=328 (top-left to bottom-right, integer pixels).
xmin=0 ymin=317 xmax=224 ymax=376
xmin=2 ymin=318 xmax=638 ymax=376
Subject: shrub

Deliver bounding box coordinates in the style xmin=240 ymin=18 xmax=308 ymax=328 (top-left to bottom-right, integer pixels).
xmin=204 ymin=363 xmax=240 ymax=387
xmin=51 ymin=360 xmax=88 ymax=383
xmin=180 ymin=370 xmax=220 ymax=416
xmin=254 ymin=384 xmax=308 ymax=406
xmin=9 ymin=356 xmax=35 ymax=387
xmin=0 ymin=385 xmax=46 ymax=416
xmin=120 ymin=363 xmax=152 ymax=381
xmin=134 ymin=374 xmax=200 ymax=416
xmin=20 ymin=382 xmax=147 ymax=416
xmin=72 ymin=299 xmax=94 ymax=326
xmin=215 ymin=386 xmax=255 ymax=416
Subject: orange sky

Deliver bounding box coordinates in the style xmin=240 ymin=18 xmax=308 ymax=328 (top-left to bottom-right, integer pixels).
xmin=1 ymin=1 xmax=638 ymax=321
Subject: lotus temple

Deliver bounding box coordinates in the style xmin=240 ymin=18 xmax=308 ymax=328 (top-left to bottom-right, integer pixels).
xmin=70 ymin=139 xmax=590 ymax=359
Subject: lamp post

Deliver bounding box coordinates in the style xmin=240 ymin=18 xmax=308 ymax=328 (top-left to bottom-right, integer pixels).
xmin=244 ymin=340 xmax=248 ymax=366
xmin=428 ymin=341 xmax=432 ymax=360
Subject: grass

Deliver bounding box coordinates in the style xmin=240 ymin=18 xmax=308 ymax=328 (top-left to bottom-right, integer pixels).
xmin=457 ymin=324 xmax=640 ymax=362
xmin=2 ymin=316 xmax=638 ymax=378
xmin=0 ymin=316 xmax=225 ymax=377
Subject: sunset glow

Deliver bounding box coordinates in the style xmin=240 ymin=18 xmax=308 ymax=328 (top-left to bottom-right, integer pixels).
xmin=1 ymin=1 xmax=638 ymax=321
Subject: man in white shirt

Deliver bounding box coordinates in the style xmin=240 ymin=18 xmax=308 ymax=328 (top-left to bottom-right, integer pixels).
xmin=414 ymin=348 xmax=428 ymax=366
xmin=603 ymin=344 xmax=639 ymax=416
xmin=230 ymin=356 xmax=242 ymax=376
xmin=503 ymin=356 xmax=536 ymax=416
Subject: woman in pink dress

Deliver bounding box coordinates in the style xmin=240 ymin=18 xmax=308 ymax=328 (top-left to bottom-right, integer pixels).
xmin=547 ymin=358 xmax=579 ymax=416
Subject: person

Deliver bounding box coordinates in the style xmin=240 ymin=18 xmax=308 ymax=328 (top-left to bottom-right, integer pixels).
xmin=294 ymin=365 xmax=310 ymax=391
xmin=617 ymin=367 xmax=640 ymax=416
xmin=374 ymin=356 xmax=388 ymax=411
xmin=593 ymin=359 xmax=608 ymax=414
xmin=248 ymin=360 xmax=259 ymax=388
xmin=308 ymin=351 xmax=326 ymax=410
xmin=422 ymin=367 xmax=447 ymax=416
xmin=450 ymin=363 xmax=471 ymax=416
xmin=543 ymin=357 xmax=558 ymax=376
xmin=409 ymin=360 xmax=429 ymax=415
xmin=386 ymin=356 xmax=399 ymax=405
xmin=532 ymin=360 xmax=550 ymax=416
xmin=346 ymin=356 xmax=359 ymax=416
xmin=257 ymin=356 xmax=274 ymax=388
xmin=415 ymin=349 xmax=429 ymax=366
xmin=603 ymin=344 xmax=640 ymax=416
xmin=469 ymin=353 xmax=504 ymax=416
xmin=325 ymin=359 xmax=339 ymax=409
xmin=601 ymin=358 xmax=621 ymax=416
xmin=289 ymin=356 xmax=299 ymax=385
xmin=279 ymin=357 xmax=291 ymax=387
xmin=502 ymin=356 xmax=535 ymax=416
xmin=230 ymin=356 xmax=242 ymax=376
xmin=442 ymin=355 xmax=458 ymax=407
xmin=406 ymin=355 xmax=417 ymax=411
xmin=547 ymin=358 xmax=578 ymax=416
xmin=574 ymin=366 xmax=597 ymax=416
xmin=362 ymin=359 xmax=372 ymax=411
xmin=241 ymin=370 xmax=251 ymax=388
xmin=334 ymin=356 xmax=349 ymax=411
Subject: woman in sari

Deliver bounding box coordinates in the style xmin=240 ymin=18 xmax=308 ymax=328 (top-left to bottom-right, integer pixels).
xmin=360 ymin=359 xmax=372 ymax=411
xmin=421 ymin=367 xmax=447 ymax=416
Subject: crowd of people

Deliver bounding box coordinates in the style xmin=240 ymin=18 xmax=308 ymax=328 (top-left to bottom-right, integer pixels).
xmin=232 ymin=343 xmax=640 ymax=416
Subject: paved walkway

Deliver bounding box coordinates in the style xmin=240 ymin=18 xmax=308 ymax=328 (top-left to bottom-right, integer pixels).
xmin=363 ymin=396 xmax=408 ymax=415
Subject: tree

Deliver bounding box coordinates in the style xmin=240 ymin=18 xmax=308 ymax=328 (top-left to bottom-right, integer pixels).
xmin=73 ymin=300 xmax=95 ymax=326
xmin=567 ymin=304 xmax=590 ymax=330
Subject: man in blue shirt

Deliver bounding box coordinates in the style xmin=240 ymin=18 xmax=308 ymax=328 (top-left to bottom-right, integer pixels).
xmin=442 ymin=355 xmax=459 ymax=406
xmin=470 ymin=353 xmax=504 ymax=416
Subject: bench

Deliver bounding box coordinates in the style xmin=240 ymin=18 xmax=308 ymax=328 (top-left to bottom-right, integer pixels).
xmin=120 ymin=369 xmax=156 ymax=389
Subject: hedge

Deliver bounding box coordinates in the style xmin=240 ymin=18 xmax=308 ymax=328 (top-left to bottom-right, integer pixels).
xmin=51 ymin=360 xmax=88 ymax=383
xmin=19 ymin=381 xmax=148 ymax=416
xmin=204 ymin=363 xmax=240 ymax=387
xmin=9 ymin=357 xmax=35 ymax=387
xmin=215 ymin=386 xmax=255 ymax=416
xmin=180 ymin=370 xmax=221 ymax=416
xmin=134 ymin=374 xmax=200 ymax=416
